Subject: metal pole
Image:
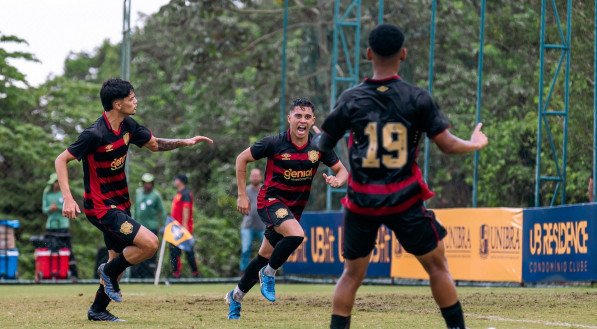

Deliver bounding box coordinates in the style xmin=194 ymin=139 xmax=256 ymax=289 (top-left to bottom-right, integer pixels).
xmin=378 ymin=0 xmax=384 ymax=25
xmin=560 ymin=0 xmax=572 ymax=204
xmin=594 ymin=0 xmax=597 ymax=201
xmin=279 ymin=0 xmax=289 ymax=133
xmin=535 ymin=0 xmax=547 ymax=207
xmin=121 ymin=0 xmax=131 ymax=80
xmin=423 ymin=0 xmax=437 ymax=184
xmin=472 ymin=0 xmax=486 ymax=208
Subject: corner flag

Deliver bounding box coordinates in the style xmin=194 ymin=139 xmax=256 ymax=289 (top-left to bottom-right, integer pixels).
xmin=163 ymin=216 xmax=194 ymax=252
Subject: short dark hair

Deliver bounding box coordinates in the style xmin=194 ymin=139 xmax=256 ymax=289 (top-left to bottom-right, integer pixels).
xmin=174 ymin=174 xmax=189 ymax=185
xmin=368 ymin=24 xmax=405 ymax=57
xmin=100 ymin=78 xmax=135 ymax=111
xmin=289 ymin=98 xmax=315 ymax=114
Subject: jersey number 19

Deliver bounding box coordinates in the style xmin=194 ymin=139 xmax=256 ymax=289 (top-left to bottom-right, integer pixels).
xmin=363 ymin=122 xmax=407 ymax=169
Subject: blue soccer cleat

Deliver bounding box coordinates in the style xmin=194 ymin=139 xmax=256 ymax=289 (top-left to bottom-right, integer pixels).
xmin=97 ymin=263 xmax=123 ymax=303
xmin=225 ymin=290 xmax=241 ymax=320
xmin=87 ymin=308 xmax=125 ymax=322
xmin=259 ymin=267 xmax=276 ymax=302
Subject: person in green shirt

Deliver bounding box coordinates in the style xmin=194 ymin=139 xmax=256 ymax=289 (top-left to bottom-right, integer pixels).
xmin=130 ymin=173 xmax=166 ymax=278
xmin=42 ymin=173 xmax=78 ymax=278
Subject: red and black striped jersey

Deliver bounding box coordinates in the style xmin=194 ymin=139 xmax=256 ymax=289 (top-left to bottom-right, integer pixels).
xmin=67 ymin=113 xmax=152 ymax=219
xmin=251 ymin=130 xmax=340 ymax=220
xmin=321 ymin=76 xmax=450 ymax=216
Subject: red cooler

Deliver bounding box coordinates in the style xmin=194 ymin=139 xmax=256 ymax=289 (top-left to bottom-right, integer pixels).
xmin=34 ymin=248 xmax=70 ymax=281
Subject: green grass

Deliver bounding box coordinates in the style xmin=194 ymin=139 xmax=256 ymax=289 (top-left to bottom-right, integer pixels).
xmin=0 ymin=284 xmax=595 ymax=328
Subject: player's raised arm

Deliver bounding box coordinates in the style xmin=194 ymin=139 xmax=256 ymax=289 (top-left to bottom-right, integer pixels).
xmin=143 ymin=135 xmax=213 ymax=152
xmin=236 ymin=148 xmax=256 ymax=215
xmin=432 ymin=123 xmax=488 ymax=154
xmin=54 ymin=150 xmax=80 ymax=219
xmin=323 ymin=161 xmax=348 ymax=188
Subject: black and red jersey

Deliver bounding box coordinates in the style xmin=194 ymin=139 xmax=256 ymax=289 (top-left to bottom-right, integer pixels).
xmin=321 ymin=76 xmax=449 ymax=216
xmin=171 ymin=188 xmax=194 ymax=233
xmin=67 ymin=112 xmax=152 ymax=219
xmin=251 ymin=130 xmax=340 ymax=220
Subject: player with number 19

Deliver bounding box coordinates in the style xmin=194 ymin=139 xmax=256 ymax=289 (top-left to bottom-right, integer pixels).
xmin=313 ymin=24 xmax=488 ymax=329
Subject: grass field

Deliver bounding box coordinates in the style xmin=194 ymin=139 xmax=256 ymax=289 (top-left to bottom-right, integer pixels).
xmin=0 ymin=283 xmax=595 ymax=328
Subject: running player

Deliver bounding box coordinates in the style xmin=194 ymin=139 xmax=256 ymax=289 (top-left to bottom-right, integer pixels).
xmin=313 ymin=24 xmax=488 ymax=329
xmin=225 ymin=98 xmax=349 ymax=320
xmin=54 ymin=78 xmax=213 ymax=322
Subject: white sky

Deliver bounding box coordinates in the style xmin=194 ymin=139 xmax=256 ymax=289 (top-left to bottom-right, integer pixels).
xmin=0 ymin=0 xmax=170 ymax=86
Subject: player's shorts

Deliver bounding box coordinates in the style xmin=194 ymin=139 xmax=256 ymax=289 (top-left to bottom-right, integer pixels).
xmin=343 ymin=202 xmax=447 ymax=259
xmin=258 ymin=202 xmax=296 ymax=247
xmin=87 ymin=209 xmax=142 ymax=253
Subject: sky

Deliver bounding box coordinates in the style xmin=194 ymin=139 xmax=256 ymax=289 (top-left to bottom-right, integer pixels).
xmin=1 ymin=0 xmax=170 ymax=86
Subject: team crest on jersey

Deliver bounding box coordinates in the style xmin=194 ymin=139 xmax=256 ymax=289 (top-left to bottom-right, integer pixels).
xmin=281 ymin=153 xmax=291 ymax=160
xmin=123 ymin=132 xmax=130 ymax=145
xmin=105 ymin=144 xmax=114 ymax=152
xmin=120 ymin=221 xmax=133 ymax=235
xmin=111 ymin=154 xmax=127 ymax=170
xmin=308 ymin=150 xmax=320 ymax=163
xmin=275 ymin=208 xmax=289 ymax=219
xmin=377 ymin=86 xmax=389 ymax=92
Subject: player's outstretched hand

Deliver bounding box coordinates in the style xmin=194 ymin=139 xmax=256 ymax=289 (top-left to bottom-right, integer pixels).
xmin=470 ymin=123 xmax=488 ymax=150
xmin=62 ymin=197 xmax=80 ymax=219
xmin=186 ymin=135 xmax=214 ymax=146
xmin=323 ymin=173 xmax=342 ymax=188
xmin=237 ymin=195 xmax=250 ymax=216
xmin=311 ymin=125 xmax=321 ymax=134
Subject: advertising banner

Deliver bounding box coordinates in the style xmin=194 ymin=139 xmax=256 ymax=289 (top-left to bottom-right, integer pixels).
xmin=391 ymin=208 xmax=523 ymax=282
xmin=284 ymin=211 xmax=392 ymax=276
xmin=522 ymin=204 xmax=596 ymax=282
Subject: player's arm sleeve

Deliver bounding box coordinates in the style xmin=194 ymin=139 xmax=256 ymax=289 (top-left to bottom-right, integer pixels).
xmin=181 ymin=192 xmax=193 ymax=207
xmin=67 ymin=130 xmax=96 ymax=161
xmin=313 ymin=93 xmax=351 ymax=152
xmin=249 ymin=136 xmax=276 ymax=160
xmin=322 ymin=150 xmax=340 ymax=167
xmin=417 ymin=90 xmax=450 ymax=138
xmin=130 ymin=120 xmax=153 ymax=147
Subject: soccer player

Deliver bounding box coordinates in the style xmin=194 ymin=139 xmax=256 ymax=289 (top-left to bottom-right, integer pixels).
xmin=54 ymin=78 xmax=213 ymax=322
xmin=225 ymin=98 xmax=349 ymax=320
xmin=313 ymin=24 xmax=488 ymax=329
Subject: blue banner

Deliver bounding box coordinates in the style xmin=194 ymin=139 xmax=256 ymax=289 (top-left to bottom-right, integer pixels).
xmin=522 ymin=204 xmax=597 ymax=282
xmin=283 ymin=211 xmax=392 ymax=277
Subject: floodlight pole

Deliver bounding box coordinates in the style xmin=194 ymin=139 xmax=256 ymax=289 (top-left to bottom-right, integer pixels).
xmin=121 ymin=0 xmax=132 ymax=81
xmin=423 ymin=0 xmax=437 ymax=185
xmin=472 ymin=0 xmax=486 ymax=208
xmin=279 ymin=0 xmax=289 ymax=133
xmin=589 ymin=0 xmax=597 ymax=202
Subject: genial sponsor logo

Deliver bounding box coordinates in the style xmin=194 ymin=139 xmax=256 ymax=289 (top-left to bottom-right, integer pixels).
xmin=283 ymin=168 xmax=314 ymax=181
xmin=529 ymin=220 xmax=589 ymax=256
xmin=479 ymin=224 xmax=520 ymax=259
xmin=111 ymin=154 xmax=127 ymax=171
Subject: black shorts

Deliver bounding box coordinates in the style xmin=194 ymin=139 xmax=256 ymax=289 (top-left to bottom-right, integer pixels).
xmin=343 ymin=202 xmax=447 ymax=259
xmin=258 ymin=202 xmax=296 ymax=247
xmin=87 ymin=209 xmax=142 ymax=253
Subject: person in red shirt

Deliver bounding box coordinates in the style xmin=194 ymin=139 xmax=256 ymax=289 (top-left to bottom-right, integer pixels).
xmin=169 ymin=174 xmax=199 ymax=278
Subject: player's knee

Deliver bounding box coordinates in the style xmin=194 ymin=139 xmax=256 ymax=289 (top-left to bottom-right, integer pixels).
xmin=343 ymin=263 xmax=367 ymax=282
xmin=286 ymin=235 xmax=304 ymax=248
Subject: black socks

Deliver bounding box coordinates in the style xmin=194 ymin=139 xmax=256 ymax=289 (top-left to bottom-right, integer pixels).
xmin=268 ymin=236 xmax=304 ymax=270
xmin=238 ymin=255 xmax=269 ymax=293
xmin=330 ymin=314 xmax=351 ymax=329
xmin=90 ymin=284 xmax=111 ymax=312
xmin=440 ymin=301 xmax=465 ymax=329
xmin=103 ymin=254 xmax=132 ymax=279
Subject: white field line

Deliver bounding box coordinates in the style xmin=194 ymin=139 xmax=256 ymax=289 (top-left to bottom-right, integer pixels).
xmin=469 ymin=314 xmax=597 ymax=329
